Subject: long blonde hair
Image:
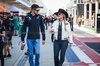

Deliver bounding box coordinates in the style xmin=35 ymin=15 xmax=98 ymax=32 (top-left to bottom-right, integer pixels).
xmin=63 ymin=14 xmax=67 ymax=31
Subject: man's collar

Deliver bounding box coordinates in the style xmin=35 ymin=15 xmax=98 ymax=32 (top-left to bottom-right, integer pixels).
xmin=30 ymin=14 xmax=38 ymax=17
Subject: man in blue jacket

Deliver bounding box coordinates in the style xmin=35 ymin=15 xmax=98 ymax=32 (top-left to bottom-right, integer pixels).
xmin=21 ymin=4 xmax=45 ymax=66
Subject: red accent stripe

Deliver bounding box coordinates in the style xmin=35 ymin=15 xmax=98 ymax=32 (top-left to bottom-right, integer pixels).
xmin=70 ymin=61 xmax=89 ymax=66
xmin=78 ymin=37 xmax=100 ymax=42
xmin=73 ymin=36 xmax=100 ymax=65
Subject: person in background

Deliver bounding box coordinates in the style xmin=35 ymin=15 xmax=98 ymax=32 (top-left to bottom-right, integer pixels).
xmin=12 ymin=15 xmax=18 ymax=36
xmin=67 ymin=17 xmax=71 ymax=27
xmin=9 ymin=13 xmax=14 ymax=33
xmin=50 ymin=16 xmax=53 ymax=27
xmin=77 ymin=16 xmax=82 ymax=27
xmin=3 ymin=14 xmax=11 ymax=58
xmin=91 ymin=15 xmax=95 ymax=28
xmin=3 ymin=13 xmax=10 ymax=32
xmin=67 ymin=17 xmax=73 ymax=31
xmin=44 ymin=15 xmax=48 ymax=30
xmin=7 ymin=26 xmax=13 ymax=49
xmin=0 ymin=19 xmax=6 ymax=66
xmin=50 ymin=9 xmax=73 ymax=66
xmin=48 ymin=16 xmax=50 ymax=26
xmin=82 ymin=15 xmax=84 ymax=25
xmin=51 ymin=13 xmax=57 ymax=42
xmin=18 ymin=17 xmax=23 ymax=37
xmin=70 ymin=14 xmax=73 ymax=31
xmin=50 ymin=13 xmax=57 ymax=27
xmin=8 ymin=14 xmax=14 ymax=49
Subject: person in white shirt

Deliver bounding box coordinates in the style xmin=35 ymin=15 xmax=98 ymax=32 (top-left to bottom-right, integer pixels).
xmin=50 ymin=9 xmax=73 ymax=66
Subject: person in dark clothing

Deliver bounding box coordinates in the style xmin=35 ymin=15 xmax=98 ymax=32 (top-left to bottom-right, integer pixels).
xmin=3 ymin=14 xmax=10 ymax=31
xmin=3 ymin=14 xmax=11 ymax=58
xmin=67 ymin=17 xmax=71 ymax=28
xmin=24 ymin=11 xmax=35 ymax=56
xmin=44 ymin=15 xmax=48 ymax=30
xmin=0 ymin=19 xmax=6 ymax=66
xmin=50 ymin=17 xmax=53 ymax=25
xmin=9 ymin=15 xmax=14 ymax=33
xmin=7 ymin=26 xmax=13 ymax=49
xmin=8 ymin=15 xmax=14 ymax=48
xmin=21 ymin=4 xmax=45 ymax=66
xmin=70 ymin=14 xmax=73 ymax=31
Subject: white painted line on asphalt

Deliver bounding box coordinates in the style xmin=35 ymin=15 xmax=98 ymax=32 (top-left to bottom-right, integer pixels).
xmin=24 ymin=57 xmax=29 ymax=66
xmin=14 ymin=46 xmax=27 ymax=66
xmin=71 ymin=43 xmax=97 ymax=66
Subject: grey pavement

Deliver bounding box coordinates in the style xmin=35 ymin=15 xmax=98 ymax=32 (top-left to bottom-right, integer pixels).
xmin=72 ymin=25 xmax=100 ymax=37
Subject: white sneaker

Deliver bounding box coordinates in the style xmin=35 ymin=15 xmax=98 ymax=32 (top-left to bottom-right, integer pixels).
xmin=11 ymin=45 xmax=14 ymax=48
xmin=9 ymin=47 xmax=11 ymax=49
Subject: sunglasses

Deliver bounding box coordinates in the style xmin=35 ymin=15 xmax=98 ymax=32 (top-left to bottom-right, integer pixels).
xmin=35 ymin=9 xmax=40 ymax=12
xmin=58 ymin=13 xmax=61 ymax=15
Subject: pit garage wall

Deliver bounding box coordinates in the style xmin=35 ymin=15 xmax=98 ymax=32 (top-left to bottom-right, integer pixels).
xmin=0 ymin=1 xmax=30 ymax=13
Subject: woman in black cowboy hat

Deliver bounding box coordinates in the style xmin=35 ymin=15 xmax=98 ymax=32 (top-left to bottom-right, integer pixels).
xmin=50 ymin=9 xmax=73 ymax=66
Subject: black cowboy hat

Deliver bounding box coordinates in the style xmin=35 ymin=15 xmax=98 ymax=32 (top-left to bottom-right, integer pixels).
xmin=56 ymin=9 xmax=68 ymax=18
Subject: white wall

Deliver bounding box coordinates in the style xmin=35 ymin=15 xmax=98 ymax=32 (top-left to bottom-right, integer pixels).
xmin=36 ymin=0 xmax=47 ymax=16
xmin=66 ymin=0 xmax=74 ymax=9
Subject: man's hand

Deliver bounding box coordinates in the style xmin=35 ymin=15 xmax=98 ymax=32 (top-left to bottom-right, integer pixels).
xmin=42 ymin=40 xmax=45 ymax=45
xmin=21 ymin=42 xmax=25 ymax=47
xmin=50 ymin=30 xmax=54 ymax=33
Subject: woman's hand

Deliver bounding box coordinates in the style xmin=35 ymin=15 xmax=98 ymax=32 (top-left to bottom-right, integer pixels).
xmin=69 ymin=43 xmax=73 ymax=48
xmin=50 ymin=30 xmax=54 ymax=33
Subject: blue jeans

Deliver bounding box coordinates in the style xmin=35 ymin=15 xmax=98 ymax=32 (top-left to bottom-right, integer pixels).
xmin=54 ymin=40 xmax=68 ymax=66
xmin=51 ymin=23 xmax=53 ymax=26
xmin=27 ymin=39 xmax=40 ymax=66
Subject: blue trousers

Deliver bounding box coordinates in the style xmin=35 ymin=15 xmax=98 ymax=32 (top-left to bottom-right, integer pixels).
xmin=54 ymin=40 xmax=68 ymax=66
xmin=27 ymin=39 xmax=40 ymax=66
